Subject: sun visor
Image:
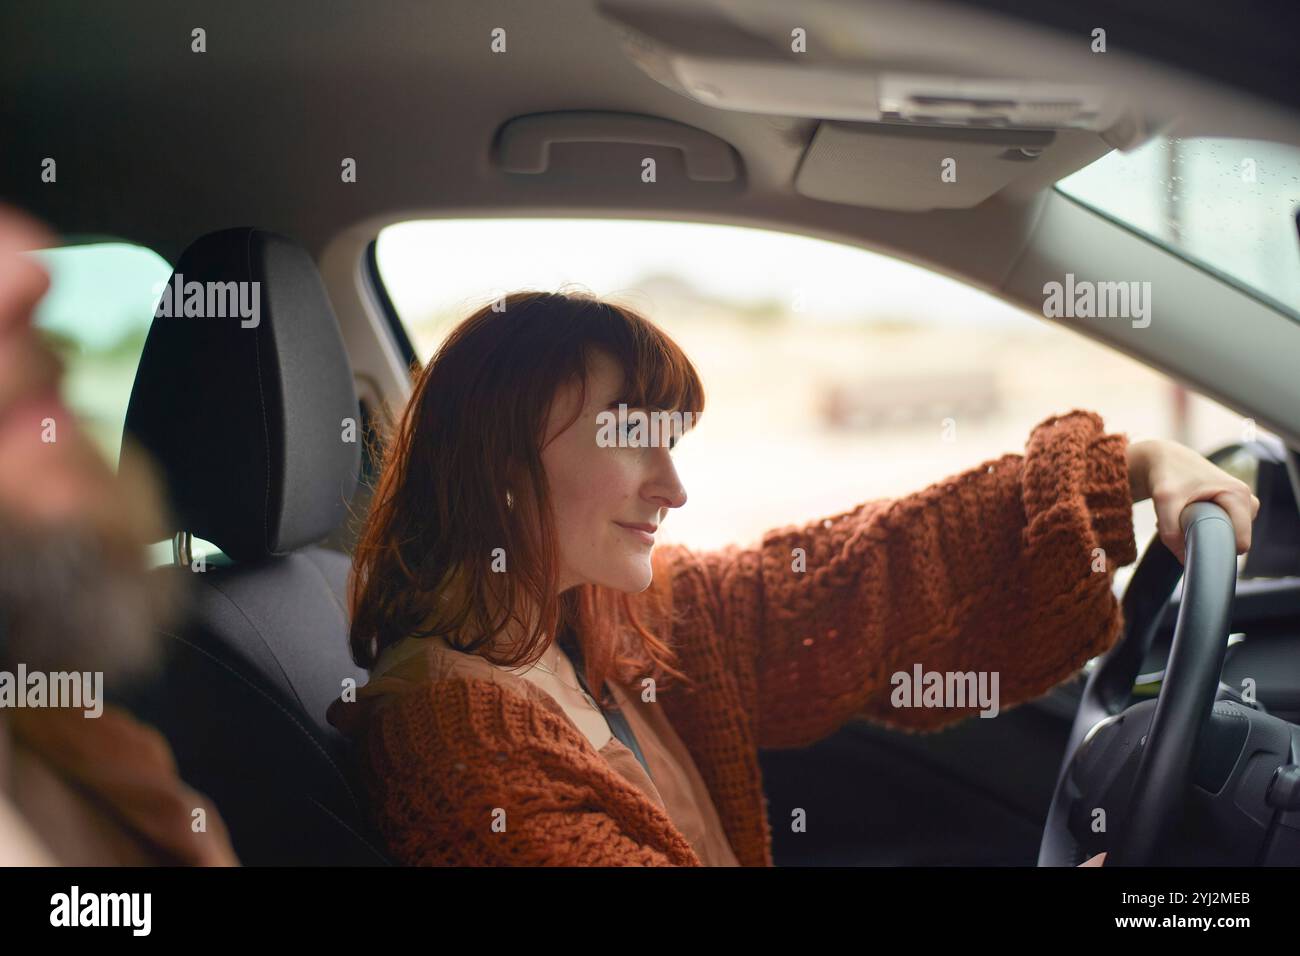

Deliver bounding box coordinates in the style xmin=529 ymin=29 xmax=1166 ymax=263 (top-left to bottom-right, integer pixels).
xmin=794 ymin=121 xmax=1055 ymax=211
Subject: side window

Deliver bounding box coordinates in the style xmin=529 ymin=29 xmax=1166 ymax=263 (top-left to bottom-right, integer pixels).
xmin=373 ymin=218 xmax=1278 ymax=594
xmin=30 ymin=242 xmax=224 ymax=566
xmin=30 ymin=243 xmax=169 ymax=467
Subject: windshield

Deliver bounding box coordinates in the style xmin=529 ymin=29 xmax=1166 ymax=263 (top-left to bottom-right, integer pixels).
xmin=1056 ymin=136 xmax=1300 ymax=320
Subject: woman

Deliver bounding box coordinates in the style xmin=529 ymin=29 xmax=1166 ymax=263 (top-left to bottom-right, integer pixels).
xmin=327 ymin=290 xmax=1258 ymax=867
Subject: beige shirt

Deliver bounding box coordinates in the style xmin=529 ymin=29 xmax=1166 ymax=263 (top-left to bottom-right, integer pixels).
xmin=373 ymin=635 xmax=740 ymax=866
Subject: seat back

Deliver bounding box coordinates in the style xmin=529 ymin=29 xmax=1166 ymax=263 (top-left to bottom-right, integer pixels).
xmin=119 ymin=227 xmax=389 ymax=864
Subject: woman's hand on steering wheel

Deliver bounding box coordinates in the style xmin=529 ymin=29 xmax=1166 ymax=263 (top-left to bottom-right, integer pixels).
xmin=1126 ymin=439 xmax=1260 ymax=565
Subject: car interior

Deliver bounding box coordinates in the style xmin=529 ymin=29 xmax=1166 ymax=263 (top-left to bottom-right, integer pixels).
xmin=4 ymin=0 xmax=1299 ymax=866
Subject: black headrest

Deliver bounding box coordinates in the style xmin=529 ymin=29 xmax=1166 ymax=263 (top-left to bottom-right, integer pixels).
xmin=123 ymin=228 xmax=360 ymax=562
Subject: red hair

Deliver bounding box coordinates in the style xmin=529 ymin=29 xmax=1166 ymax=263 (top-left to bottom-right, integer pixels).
xmin=348 ymin=290 xmax=706 ymax=705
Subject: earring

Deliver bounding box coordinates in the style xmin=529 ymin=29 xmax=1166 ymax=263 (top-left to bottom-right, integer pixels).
xmin=505 ymin=489 xmax=514 ymax=511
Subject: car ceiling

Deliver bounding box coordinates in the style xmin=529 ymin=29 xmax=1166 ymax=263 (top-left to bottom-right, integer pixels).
xmin=1 ymin=0 xmax=1297 ymax=289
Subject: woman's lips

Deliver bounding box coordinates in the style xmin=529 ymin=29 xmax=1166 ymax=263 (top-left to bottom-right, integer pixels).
xmin=614 ymin=522 xmax=655 ymax=546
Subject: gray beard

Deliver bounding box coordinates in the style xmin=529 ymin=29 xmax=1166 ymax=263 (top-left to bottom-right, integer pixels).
xmin=0 ymin=458 xmax=182 ymax=688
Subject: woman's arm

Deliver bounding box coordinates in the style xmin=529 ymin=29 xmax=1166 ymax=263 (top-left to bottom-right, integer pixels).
xmin=646 ymin=409 xmax=1139 ymax=749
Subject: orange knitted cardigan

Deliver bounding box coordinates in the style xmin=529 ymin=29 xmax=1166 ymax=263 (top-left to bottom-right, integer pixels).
xmin=329 ymin=409 xmax=1139 ymax=866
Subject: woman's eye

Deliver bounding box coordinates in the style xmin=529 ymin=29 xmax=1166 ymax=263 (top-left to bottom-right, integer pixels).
xmin=612 ymin=409 xmax=680 ymax=449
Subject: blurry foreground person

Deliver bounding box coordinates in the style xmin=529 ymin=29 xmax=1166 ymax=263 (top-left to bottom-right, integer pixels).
xmin=0 ymin=204 xmax=238 ymax=865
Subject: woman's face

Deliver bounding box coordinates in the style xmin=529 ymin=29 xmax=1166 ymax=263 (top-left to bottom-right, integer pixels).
xmin=539 ymin=349 xmax=689 ymax=594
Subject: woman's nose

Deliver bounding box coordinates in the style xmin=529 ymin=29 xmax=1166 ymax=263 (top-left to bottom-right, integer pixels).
xmin=645 ymin=449 xmax=687 ymax=510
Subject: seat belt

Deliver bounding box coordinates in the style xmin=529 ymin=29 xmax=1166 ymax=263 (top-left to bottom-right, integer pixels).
xmin=561 ymin=637 xmax=654 ymax=782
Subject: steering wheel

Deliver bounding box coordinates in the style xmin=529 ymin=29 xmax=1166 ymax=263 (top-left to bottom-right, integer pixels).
xmin=1037 ymin=501 xmax=1239 ymax=866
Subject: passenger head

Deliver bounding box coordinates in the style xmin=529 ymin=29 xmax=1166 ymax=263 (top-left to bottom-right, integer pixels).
xmin=0 ymin=204 xmax=178 ymax=682
xmin=348 ymin=290 xmax=705 ymax=696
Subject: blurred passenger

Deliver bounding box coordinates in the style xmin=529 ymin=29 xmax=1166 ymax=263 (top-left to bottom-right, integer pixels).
xmin=0 ymin=203 xmax=238 ymax=866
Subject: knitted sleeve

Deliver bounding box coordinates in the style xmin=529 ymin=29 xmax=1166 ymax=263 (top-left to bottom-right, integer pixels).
xmin=652 ymin=409 xmax=1139 ymax=748
xmin=355 ymin=677 xmax=702 ymax=866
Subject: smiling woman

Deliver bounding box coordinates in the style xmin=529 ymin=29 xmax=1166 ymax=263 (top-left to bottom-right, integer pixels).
xmin=344 ymin=290 xmax=705 ymax=690
xmin=324 ymin=286 xmax=1256 ymax=867
xmin=332 ymin=289 xmax=745 ymax=864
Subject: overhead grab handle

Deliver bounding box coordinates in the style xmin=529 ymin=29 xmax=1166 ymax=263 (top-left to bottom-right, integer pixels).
xmin=495 ymin=111 xmax=740 ymax=182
